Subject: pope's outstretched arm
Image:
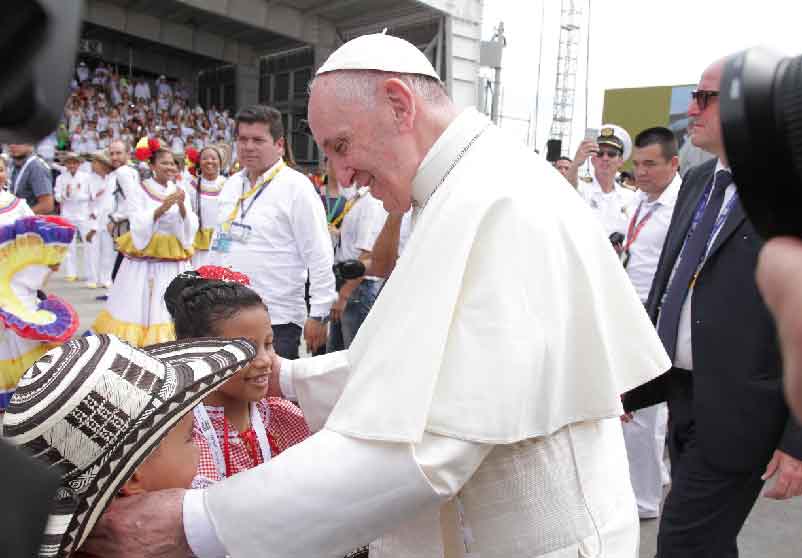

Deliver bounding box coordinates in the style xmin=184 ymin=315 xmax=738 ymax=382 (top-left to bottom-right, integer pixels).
xmin=277 ymin=351 xmax=352 ymax=432
xmin=189 ymin=430 xmax=491 ymax=558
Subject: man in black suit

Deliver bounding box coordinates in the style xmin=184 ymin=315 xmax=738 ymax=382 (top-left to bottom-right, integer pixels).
xmin=624 ymin=57 xmax=802 ymax=557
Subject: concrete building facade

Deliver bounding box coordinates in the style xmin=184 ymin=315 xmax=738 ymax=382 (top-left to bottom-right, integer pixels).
xmin=81 ymin=0 xmax=483 ymax=165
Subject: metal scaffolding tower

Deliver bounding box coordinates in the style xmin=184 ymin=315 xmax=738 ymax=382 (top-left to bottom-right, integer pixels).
xmin=549 ymin=0 xmax=583 ymax=155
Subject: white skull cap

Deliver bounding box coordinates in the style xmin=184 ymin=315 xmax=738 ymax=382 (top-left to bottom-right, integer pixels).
xmin=316 ymin=32 xmax=440 ymax=80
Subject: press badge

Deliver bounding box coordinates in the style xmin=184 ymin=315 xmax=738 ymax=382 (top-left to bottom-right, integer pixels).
xmin=229 ymin=221 xmax=253 ymax=243
xmin=211 ymin=230 xmax=232 ymax=253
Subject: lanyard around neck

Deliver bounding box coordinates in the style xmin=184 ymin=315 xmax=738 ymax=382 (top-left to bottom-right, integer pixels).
xmin=194 ymin=402 xmax=272 ymax=479
xmin=225 ymin=162 xmax=285 ymax=225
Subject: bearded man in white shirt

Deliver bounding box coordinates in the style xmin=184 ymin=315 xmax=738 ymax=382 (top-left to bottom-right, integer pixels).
xmin=210 ymin=105 xmax=335 ymax=359
xmin=619 ymin=126 xmax=682 ymax=520
xmin=81 ymin=34 xmax=669 ymax=558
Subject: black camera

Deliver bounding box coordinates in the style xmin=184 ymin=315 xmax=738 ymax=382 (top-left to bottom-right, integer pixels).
xmin=721 ymin=47 xmax=802 ymax=239
xmin=332 ymin=259 xmax=366 ymax=290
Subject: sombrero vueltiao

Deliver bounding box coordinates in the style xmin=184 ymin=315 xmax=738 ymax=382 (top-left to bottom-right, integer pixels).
xmin=2 ymin=334 xmax=257 ymax=557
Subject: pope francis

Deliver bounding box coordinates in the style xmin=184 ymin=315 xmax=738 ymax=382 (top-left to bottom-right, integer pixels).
xmin=81 ymin=34 xmax=671 ymax=558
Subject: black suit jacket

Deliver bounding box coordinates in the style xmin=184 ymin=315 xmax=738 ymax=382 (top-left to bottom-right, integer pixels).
xmin=624 ymin=158 xmax=802 ymax=473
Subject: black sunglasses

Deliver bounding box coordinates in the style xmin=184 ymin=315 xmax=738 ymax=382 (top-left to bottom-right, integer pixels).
xmin=691 ymin=89 xmax=719 ymax=110
xmin=595 ymin=148 xmax=621 ymax=159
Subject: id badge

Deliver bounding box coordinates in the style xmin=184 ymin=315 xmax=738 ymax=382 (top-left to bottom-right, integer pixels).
xmin=230 ymin=221 xmax=253 ymax=243
xmin=211 ymin=231 xmax=233 ymax=253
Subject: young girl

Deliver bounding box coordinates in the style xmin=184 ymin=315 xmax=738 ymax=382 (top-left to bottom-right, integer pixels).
xmin=163 ymin=265 xmax=310 ymax=487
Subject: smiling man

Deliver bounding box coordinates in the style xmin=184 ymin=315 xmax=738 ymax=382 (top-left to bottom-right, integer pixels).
xmin=210 ymin=105 xmax=335 ymax=358
xmin=80 ymin=34 xmax=670 ymax=558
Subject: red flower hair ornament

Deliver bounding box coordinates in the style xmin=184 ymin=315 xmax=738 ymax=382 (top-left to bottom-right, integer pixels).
xmin=185 ymin=147 xmax=200 ymax=177
xmin=196 ymin=265 xmax=251 ymax=285
xmin=134 ymin=137 xmax=162 ymax=162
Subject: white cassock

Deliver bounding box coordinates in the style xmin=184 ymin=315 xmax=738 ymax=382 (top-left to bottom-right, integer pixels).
xmin=186 ymin=108 xmax=671 ymax=557
xmin=54 ymin=170 xmax=92 ymax=279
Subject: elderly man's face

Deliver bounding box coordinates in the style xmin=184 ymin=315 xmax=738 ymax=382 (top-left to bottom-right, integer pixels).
xmin=308 ymin=76 xmax=419 ymax=213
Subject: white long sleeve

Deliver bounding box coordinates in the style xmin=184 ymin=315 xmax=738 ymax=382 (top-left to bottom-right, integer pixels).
xmin=279 ymin=350 xmax=351 ymax=432
xmin=184 ymin=429 xmax=492 ymax=558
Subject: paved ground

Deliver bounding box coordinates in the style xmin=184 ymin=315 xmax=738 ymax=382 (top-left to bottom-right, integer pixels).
xmin=50 ymin=260 xmax=802 ymax=557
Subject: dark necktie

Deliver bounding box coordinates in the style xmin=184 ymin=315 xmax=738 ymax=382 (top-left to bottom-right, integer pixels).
xmin=657 ymin=169 xmax=732 ymax=360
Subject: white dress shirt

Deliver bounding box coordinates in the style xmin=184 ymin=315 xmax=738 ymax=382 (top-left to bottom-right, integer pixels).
xmin=334 ymin=187 xmax=387 ymax=263
xmin=664 ymin=159 xmax=737 ymax=370
xmin=624 ymin=173 xmax=681 ymax=302
xmin=212 ymin=160 xmax=336 ymax=325
xmin=577 ymin=177 xmax=636 ymax=237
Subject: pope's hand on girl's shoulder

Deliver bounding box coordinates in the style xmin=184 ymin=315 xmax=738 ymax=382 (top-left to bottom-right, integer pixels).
xmin=78 ymin=489 xmax=190 ymax=558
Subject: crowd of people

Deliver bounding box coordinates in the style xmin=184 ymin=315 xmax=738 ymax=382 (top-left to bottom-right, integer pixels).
xmin=1 ymin=35 xmax=801 ymax=558
xmin=33 ymin=61 xmax=237 ymax=165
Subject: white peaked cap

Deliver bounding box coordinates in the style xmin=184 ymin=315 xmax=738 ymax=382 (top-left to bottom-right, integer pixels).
xmin=316 ymin=32 xmax=440 ymax=80
xmin=598 ymin=123 xmax=633 ymax=161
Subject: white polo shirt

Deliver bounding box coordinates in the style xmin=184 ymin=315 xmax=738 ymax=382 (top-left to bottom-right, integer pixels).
xmin=213 ymin=160 xmax=336 ymax=326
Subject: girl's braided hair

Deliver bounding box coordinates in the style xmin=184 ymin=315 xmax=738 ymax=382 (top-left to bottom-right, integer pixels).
xmin=164 ymin=266 xmax=266 ymax=339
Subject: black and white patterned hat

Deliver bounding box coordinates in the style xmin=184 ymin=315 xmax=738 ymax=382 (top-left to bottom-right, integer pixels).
xmin=2 ymin=334 xmax=257 ymax=558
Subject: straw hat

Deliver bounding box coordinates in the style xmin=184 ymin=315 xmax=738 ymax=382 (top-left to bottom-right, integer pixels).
xmin=2 ymin=334 xmax=257 ymax=557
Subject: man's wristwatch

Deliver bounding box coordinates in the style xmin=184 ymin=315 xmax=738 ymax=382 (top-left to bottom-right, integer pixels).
xmin=309 ymin=315 xmax=330 ymax=324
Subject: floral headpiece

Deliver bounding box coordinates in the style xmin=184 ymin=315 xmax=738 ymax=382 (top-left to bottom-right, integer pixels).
xmin=185 ymin=147 xmax=200 ymax=177
xmin=196 ymin=265 xmax=251 ymax=285
xmin=134 ymin=137 xmax=162 ymax=161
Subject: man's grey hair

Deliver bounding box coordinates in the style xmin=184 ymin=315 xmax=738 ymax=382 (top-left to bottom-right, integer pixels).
xmin=309 ymin=71 xmax=449 ymax=107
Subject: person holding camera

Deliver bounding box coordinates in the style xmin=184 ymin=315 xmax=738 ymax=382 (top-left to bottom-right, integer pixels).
xmin=624 ymin=57 xmax=802 ymax=558
xmin=328 ymin=180 xmax=386 ymax=351
xmin=568 ymin=125 xmax=636 ymax=242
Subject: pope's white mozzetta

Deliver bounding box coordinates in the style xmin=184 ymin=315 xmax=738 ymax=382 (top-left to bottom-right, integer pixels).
xmin=181 ymin=34 xmax=671 ymax=558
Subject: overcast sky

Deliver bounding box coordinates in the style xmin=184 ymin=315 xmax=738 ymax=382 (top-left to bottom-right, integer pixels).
xmin=480 ymin=0 xmax=802 ymax=154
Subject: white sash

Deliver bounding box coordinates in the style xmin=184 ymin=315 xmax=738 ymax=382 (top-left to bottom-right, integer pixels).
xmin=193 ymin=402 xmax=271 ymax=479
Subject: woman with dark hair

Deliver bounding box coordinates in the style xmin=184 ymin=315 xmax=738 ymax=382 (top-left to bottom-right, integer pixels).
xmin=189 ymin=145 xmax=225 ymax=268
xmin=91 ymin=137 xmax=198 ymax=346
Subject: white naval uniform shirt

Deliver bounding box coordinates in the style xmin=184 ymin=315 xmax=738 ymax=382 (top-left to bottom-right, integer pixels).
xmin=662 ymin=159 xmax=737 ymax=370
xmin=213 ymin=160 xmax=336 ymax=326
xmin=334 ymin=187 xmax=386 ymax=264
xmin=624 ymin=173 xmax=681 ymax=303
xmin=578 ymin=177 xmax=636 ymax=238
